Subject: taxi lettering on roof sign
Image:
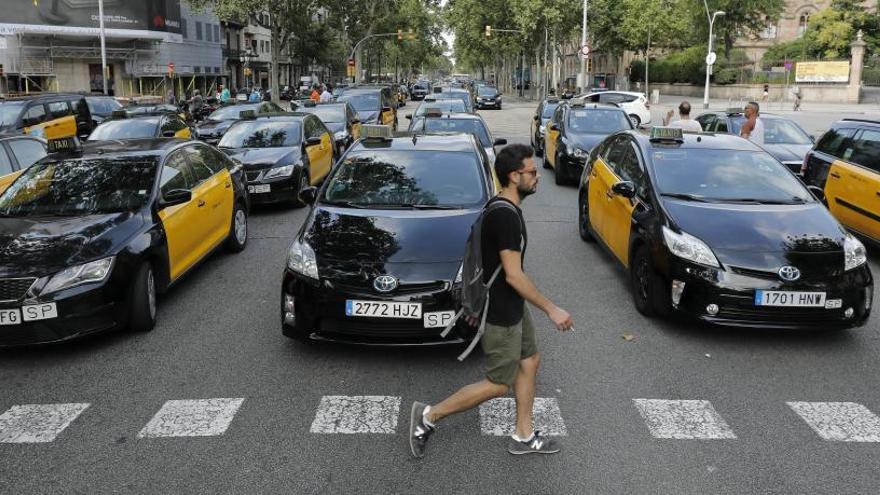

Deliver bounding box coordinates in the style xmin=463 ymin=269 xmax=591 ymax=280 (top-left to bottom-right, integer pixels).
xmin=650 ymin=126 xmax=684 ymax=141
xmin=360 ymin=124 xmax=393 ymax=139
xmin=47 ymin=137 xmax=79 ymax=154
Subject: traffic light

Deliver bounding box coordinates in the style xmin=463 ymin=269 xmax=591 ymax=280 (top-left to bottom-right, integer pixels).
xmin=485 ymin=25 xmax=491 ymax=37
xmin=397 ymin=29 xmax=403 ymax=40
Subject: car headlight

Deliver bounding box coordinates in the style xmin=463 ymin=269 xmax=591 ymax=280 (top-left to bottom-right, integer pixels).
xmin=41 ymin=257 xmax=115 ymax=295
xmin=262 ymin=164 xmax=295 ymax=180
xmin=334 ymin=131 xmax=348 ymax=141
xmin=569 ymin=147 xmax=588 ymax=159
xmin=845 ymin=234 xmax=867 ymax=271
xmin=287 ymin=238 xmax=319 ymax=279
xmin=662 ymin=226 xmax=720 ymax=267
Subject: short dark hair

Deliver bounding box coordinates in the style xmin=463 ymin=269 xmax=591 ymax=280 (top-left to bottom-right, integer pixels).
xmin=748 ymin=101 xmax=760 ymax=113
xmin=495 ymin=144 xmax=534 ymax=187
xmin=678 ymin=101 xmax=691 ymax=116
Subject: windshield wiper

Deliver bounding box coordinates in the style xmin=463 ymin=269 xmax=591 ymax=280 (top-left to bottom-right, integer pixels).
xmin=322 ymin=200 xmax=368 ymax=209
xmin=721 ymin=197 xmax=807 ymax=205
xmin=660 ymin=193 xmax=713 ymax=203
xmin=376 ymin=203 xmax=460 ymax=210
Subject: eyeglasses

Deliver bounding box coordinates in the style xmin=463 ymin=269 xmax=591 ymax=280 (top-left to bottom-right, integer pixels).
xmin=518 ymin=169 xmax=539 ymax=177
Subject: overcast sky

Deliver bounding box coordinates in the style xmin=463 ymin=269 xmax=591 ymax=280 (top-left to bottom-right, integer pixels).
xmin=438 ymin=0 xmax=455 ymax=64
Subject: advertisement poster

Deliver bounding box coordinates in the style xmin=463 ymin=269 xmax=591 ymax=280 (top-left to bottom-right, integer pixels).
xmin=795 ymin=61 xmax=850 ymax=83
xmin=0 ymin=0 xmax=182 ymax=41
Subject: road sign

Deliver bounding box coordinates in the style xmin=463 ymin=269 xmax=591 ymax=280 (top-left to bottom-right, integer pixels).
xmin=705 ymin=52 xmax=717 ymax=66
xmin=348 ymin=58 xmax=355 ymax=67
xmin=581 ymin=45 xmax=590 ymax=56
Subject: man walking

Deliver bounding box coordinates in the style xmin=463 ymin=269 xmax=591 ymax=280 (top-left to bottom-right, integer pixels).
xmin=409 ymin=144 xmax=574 ymax=458
xmin=320 ymin=83 xmax=333 ymax=103
xmin=661 ymin=101 xmax=703 ymax=132
xmin=740 ymin=101 xmax=765 ymax=145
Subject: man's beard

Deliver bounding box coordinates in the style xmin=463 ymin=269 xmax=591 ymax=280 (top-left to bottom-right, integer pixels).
xmin=517 ymin=182 xmax=536 ymax=200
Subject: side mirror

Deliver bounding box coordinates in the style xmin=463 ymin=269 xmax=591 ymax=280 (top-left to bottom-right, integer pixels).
xmin=807 ymin=185 xmax=826 ymax=203
xmin=549 ymin=123 xmax=559 ymax=132
xmin=405 ymin=114 xmax=413 ymax=120
xmin=533 ymin=115 xmax=539 ymax=121
xmin=610 ymin=181 xmax=636 ymax=199
xmin=299 ymin=186 xmax=318 ymax=205
xmin=494 ymin=138 xmax=507 ymax=146
xmin=305 ymin=136 xmax=322 ymax=147
xmin=162 ymin=130 xmax=177 ymax=138
xmin=382 ymin=106 xmax=393 ymax=113
xmin=159 ymin=189 xmax=192 ymax=209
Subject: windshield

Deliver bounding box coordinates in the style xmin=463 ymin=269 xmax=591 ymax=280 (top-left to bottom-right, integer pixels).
xmin=87 ymin=118 xmax=159 ymax=140
xmin=339 ymin=94 xmax=380 ymax=112
xmin=437 ymin=92 xmax=470 ymax=106
xmin=730 ymin=117 xmax=812 ymax=145
xmin=416 ymin=100 xmax=467 ymax=116
xmin=652 ymin=149 xmax=813 ymax=204
xmin=209 ymin=104 xmax=260 ymax=120
xmin=322 ymin=150 xmax=487 ymax=207
xmin=567 ymin=109 xmax=631 ymax=134
xmin=302 ymin=106 xmax=345 ymax=123
xmin=477 ymin=87 xmax=498 ymax=96
xmin=422 ymin=119 xmax=491 ymax=147
xmin=0 ymin=102 xmax=24 ymax=128
xmin=541 ymin=103 xmax=559 ymax=119
xmin=0 ymin=157 xmax=157 ymax=216
xmin=86 ymin=97 xmax=123 ymax=116
xmin=219 ymin=121 xmax=302 ymax=148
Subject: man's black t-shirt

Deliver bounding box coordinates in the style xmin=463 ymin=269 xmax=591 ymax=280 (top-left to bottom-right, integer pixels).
xmin=481 ymin=196 xmax=528 ymax=326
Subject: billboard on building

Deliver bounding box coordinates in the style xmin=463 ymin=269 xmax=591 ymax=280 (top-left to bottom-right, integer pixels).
xmin=0 ymin=0 xmax=182 ymax=42
xmin=795 ymin=61 xmax=850 ymax=83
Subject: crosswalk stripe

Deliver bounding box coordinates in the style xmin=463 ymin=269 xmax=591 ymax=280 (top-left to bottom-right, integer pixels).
xmin=787 ymin=401 xmax=880 ymax=442
xmin=479 ymin=397 xmax=567 ymax=436
xmin=137 ymin=398 xmax=245 ymax=438
xmin=0 ymin=403 xmax=90 ymax=444
xmin=310 ymin=395 xmax=400 ymax=434
xmin=633 ymin=399 xmax=737 ymax=440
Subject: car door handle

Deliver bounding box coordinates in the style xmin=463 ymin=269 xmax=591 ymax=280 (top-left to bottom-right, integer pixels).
xmin=829 ymin=172 xmax=841 ymax=179
xmin=197 ymin=199 xmax=206 ymax=207
xmin=606 ymin=190 xmax=614 ymax=199
xmin=225 ymin=181 xmax=232 ymax=189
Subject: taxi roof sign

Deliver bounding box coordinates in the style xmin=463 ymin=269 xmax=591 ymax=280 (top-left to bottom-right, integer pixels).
xmin=423 ymin=107 xmax=444 ymax=118
xmin=302 ymin=100 xmax=317 ymax=107
xmin=725 ymin=107 xmax=745 ymax=115
xmin=360 ymin=124 xmax=393 ymax=140
xmin=110 ymin=109 xmax=128 ymax=119
xmin=569 ymin=97 xmax=587 ymax=107
xmin=650 ymin=126 xmax=684 ymax=142
xmin=239 ymin=110 xmax=256 ymax=120
xmin=47 ymin=137 xmax=80 ymax=154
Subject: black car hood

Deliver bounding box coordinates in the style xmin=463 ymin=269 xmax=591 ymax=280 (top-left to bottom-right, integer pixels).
xmin=662 ymin=200 xmax=846 ymax=270
xmin=357 ymin=111 xmax=380 ymax=123
xmin=566 ymin=133 xmax=607 ymax=152
xmin=762 ymin=143 xmax=812 ymax=163
xmin=306 ymin=207 xmax=481 ymax=264
xmin=0 ymin=212 xmax=144 ymax=278
xmin=223 ymin=147 xmax=300 ymax=167
xmin=197 ymin=119 xmax=233 ymax=136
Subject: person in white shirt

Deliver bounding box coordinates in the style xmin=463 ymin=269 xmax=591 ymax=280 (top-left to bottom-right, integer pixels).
xmin=662 ymin=101 xmax=703 ymax=132
xmin=740 ymin=101 xmax=765 ymax=145
xmin=319 ymin=83 xmax=333 ymax=103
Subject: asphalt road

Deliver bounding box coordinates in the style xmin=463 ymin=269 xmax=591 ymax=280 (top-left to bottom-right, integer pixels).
xmin=2 ymin=99 xmax=880 ymax=494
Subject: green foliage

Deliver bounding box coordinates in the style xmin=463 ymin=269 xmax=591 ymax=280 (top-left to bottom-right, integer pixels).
xmin=684 ymin=0 xmax=785 ymax=59
xmin=714 ymin=68 xmax=738 ymax=85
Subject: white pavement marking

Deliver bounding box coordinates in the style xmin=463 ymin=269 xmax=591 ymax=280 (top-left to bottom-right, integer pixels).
xmin=787 ymin=401 xmax=880 ymax=442
xmin=0 ymin=403 xmax=90 ymax=443
xmin=479 ymin=398 xmax=567 ymax=436
xmin=632 ymin=399 xmax=737 ymax=440
xmin=137 ymin=398 xmax=244 ymax=438
xmin=310 ymin=395 xmax=400 ymax=434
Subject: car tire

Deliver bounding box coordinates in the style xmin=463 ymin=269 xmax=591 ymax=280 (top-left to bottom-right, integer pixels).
xmin=129 ymin=262 xmax=157 ymax=333
xmin=291 ymin=168 xmax=310 ymax=208
xmin=630 ymin=245 xmax=671 ymax=317
xmin=554 ymin=153 xmax=566 ymax=185
xmin=578 ymin=193 xmax=595 ymax=242
xmin=224 ymin=202 xmax=248 ymax=252
xmin=629 ymin=114 xmax=641 ymax=128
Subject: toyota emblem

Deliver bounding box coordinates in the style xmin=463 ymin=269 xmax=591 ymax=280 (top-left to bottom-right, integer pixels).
xmin=373 ymin=275 xmax=398 ymax=293
xmin=778 ymin=266 xmax=801 ymax=282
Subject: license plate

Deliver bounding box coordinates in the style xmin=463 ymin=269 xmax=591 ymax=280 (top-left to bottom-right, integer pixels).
xmin=754 ymin=290 xmax=826 ymax=307
xmin=22 ymin=303 xmax=58 ymax=322
xmin=424 ymin=310 xmax=456 ymax=328
xmin=248 ymin=184 xmax=270 ymax=194
xmin=0 ymin=309 xmax=21 ymax=325
xmin=345 ymin=300 xmax=422 ymax=319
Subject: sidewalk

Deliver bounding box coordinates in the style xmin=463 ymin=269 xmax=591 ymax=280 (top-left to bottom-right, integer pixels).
xmin=654 ymin=94 xmax=880 ymax=116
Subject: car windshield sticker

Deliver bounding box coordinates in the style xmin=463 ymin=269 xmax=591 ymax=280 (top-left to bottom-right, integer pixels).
xmin=653 ymin=151 xmax=687 ymax=161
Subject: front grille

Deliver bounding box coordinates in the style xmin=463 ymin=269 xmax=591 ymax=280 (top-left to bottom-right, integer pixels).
xmin=332 ymin=280 xmax=448 ymax=295
xmin=0 ymin=278 xmax=36 ymax=301
xmin=717 ymin=304 xmax=844 ymax=324
xmin=321 ymin=317 xmax=441 ymax=339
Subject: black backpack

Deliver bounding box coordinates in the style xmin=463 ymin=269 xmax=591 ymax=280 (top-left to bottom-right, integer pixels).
xmin=441 ymin=200 xmax=523 ymax=361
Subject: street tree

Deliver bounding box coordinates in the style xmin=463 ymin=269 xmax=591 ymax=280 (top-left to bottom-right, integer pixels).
xmin=688 ymin=0 xmax=785 ymax=61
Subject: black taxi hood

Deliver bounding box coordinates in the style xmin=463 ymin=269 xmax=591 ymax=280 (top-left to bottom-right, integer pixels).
xmin=0 ymin=212 xmax=144 ymax=278
xmin=305 ymin=206 xmax=481 ymax=264
xmin=762 ymin=143 xmax=812 ymax=163
xmin=661 ymin=200 xmax=846 ymax=268
xmin=223 ymin=147 xmax=300 ymax=167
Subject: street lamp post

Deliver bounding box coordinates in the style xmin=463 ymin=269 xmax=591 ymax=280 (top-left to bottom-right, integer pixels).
xmin=703 ymin=6 xmax=725 ymax=109
xmin=240 ymin=49 xmax=254 ymax=91
xmin=580 ymin=0 xmax=588 ymax=93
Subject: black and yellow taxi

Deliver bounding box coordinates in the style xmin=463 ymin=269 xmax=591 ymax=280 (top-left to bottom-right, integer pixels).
xmin=0 ymin=135 xmax=47 ymax=194
xmin=544 ymin=99 xmax=633 ymax=185
xmin=407 ymin=110 xmax=506 ymax=165
xmin=218 ymin=111 xmax=335 ymax=207
xmin=803 ymin=119 xmax=880 ymax=245
xmin=530 ymin=97 xmax=560 ymax=156
xmin=577 ymin=127 xmax=872 ymax=330
xmin=281 ymin=126 xmax=498 ymax=345
xmin=195 ymin=101 xmax=284 ymax=144
xmin=87 ymin=110 xmax=192 ymax=141
xmin=0 ymin=137 xmax=250 ymax=346
xmin=0 ymin=93 xmax=94 ymax=140
xmin=296 ymin=100 xmax=361 ymax=152
xmin=337 ymin=87 xmax=397 ymax=129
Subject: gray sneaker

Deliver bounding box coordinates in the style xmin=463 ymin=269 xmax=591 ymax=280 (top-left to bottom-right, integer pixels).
xmin=507 ymin=430 xmax=561 ymax=455
xmin=409 ymin=401 xmax=435 ymax=458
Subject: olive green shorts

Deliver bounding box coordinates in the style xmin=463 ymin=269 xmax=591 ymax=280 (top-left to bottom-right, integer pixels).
xmin=481 ymin=304 xmax=538 ymax=388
